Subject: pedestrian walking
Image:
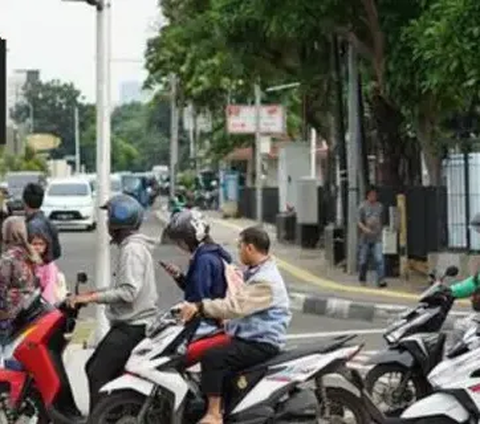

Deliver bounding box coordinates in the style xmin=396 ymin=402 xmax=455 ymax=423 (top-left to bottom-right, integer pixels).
xmin=358 ymin=187 xmax=387 ymax=288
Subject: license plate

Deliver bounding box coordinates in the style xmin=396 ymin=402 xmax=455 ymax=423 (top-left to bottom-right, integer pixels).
xmin=57 ymin=214 xmax=72 ymax=220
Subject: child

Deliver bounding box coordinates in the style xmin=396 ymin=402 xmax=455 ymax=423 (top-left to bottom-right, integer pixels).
xmin=30 ymin=230 xmax=64 ymax=304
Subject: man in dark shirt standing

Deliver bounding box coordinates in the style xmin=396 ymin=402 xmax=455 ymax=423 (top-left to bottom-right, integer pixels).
xmin=23 ymin=183 xmax=61 ymax=263
xmin=358 ymin=187 xmax=387 ymax=288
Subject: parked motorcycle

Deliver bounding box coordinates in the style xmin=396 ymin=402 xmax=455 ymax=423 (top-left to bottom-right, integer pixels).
xmin=365 ymin=265 xmax=459 ymax=415
xmin=0 ymin=272 xmax=88 ymax=424
xmin=342 ymin=309 xmax=480 ymax=424
xmin=90 ymin=308 xmax=368 ymax=423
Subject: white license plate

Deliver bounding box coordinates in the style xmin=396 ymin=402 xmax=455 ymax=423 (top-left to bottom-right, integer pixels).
xmin=57 ymin=214 xmax=73 ymax=220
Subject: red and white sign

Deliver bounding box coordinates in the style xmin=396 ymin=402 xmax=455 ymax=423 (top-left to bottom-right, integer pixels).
xmin=226 ymin=105 xmax=285 ymax=134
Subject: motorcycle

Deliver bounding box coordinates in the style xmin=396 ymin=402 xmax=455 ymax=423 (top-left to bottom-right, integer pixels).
xmin=90 ymin=308 xmax=369 ymax=423
xmin=343 ymin=310 xmax=480 ymax=423
xmin=0 ymin=272 xmax=88 ymax=424
xmin=365 ymin=265 xmax=459 ymax=415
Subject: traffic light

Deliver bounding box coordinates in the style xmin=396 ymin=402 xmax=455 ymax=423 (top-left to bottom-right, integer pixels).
xmin=0 ymin=38 xmax=5 ymax=146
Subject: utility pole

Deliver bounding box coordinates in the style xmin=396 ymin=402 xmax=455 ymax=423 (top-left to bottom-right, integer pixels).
xmin=254 ymin=82 xmax=263 ymax=223
xmin=74 ymin=105 xmax=80 ymax=173
xmin=346 ymin=44 xmax=360 ymax=275
xmin=332 ymin=35 xmax=348 ymax=229
xmin=310 ymin=128 xmax=317 ymax=178
xmin=94 ymin=0 xmax=111 ymax=342
xmin=169 ymin=74 xmax=178 ymax=199
xmin=188 ymin=102 xmax=196 ymax=172
xmin=0 ymin=38 xmax=5 ymax=146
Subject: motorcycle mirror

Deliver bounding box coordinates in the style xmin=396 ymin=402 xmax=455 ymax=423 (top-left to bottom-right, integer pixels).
xmin=76 ymin=272 xmax=88 ymax=284
xmin=445 ymin=266 xmax=459 ymax=277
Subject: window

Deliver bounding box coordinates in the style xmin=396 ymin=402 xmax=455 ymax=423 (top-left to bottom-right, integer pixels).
xmin=48 ymin=183 xmax=89 ymax=196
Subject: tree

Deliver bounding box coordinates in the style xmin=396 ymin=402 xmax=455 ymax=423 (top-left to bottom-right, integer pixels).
xmin=11 ymin=79 xmax=83 ymax=158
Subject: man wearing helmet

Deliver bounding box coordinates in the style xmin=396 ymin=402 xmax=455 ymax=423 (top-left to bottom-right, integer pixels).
xmin=68 ymin=194 xmax=159 ymax=410
xmin=162 ymin=209 xmax=232 ymax=337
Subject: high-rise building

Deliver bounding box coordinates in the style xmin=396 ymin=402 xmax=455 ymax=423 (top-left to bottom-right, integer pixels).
xmin=7 ymin=69 xmax=39 ymax=125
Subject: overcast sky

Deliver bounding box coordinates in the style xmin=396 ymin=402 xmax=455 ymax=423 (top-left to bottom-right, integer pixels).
xmin=0 ymin=0 xmax=161 ymax=103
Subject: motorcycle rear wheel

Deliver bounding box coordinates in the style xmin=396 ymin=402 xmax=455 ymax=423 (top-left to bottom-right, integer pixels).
xmin=318 ymin=387 xmax=369 ymax=424
xmin=88 ymin=389 xmax=167 ymax=424
xmin=0 ymin=387 xmax=49 ymax=424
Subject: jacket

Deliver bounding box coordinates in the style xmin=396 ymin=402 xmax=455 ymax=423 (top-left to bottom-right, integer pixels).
xmin=96 ymin=233 xmax=159 ymax=326
xmin=180 ymin=243 xmax=232 ymax=302
xmin=25 ymin=211 xmax=61 ymax=264
xmin=201 ymin=258 xmax=291 ymax=348
xmin=451 ymin=276 xmax=480 ymax=299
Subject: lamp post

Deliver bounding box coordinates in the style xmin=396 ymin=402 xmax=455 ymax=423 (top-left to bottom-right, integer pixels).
xmin=62 ymin=0 xmax=111 ymax=342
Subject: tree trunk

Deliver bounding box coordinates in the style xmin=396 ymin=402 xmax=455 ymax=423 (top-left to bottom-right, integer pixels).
xmin=370 ymin=91 xmax=404 ymax=187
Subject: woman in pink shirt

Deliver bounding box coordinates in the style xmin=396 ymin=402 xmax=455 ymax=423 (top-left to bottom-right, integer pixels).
xmin=30 ymin=230 xmax=63 ymax=304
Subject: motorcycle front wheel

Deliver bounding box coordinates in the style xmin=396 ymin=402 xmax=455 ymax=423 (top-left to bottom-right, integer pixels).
xmin=88 ymin=390 xmax=168 ymax=424
xmin=365 ymin=363 xmax=429 ymax=416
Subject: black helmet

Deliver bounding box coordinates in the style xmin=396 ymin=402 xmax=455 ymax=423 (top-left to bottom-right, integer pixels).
xmin=165 ymin=209 xmax=209 ymax=250
xmin=101 ymin=194 xmax=144 ymax=230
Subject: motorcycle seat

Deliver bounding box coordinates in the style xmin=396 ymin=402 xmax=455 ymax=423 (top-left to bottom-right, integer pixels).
xmin=244 ymin=338 xmax=352 ymax=372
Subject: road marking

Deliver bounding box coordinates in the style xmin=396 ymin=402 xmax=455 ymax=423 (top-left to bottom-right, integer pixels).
xmin=211 ymin=218 xmax=470 ymax=305
xmin=286 ymin=328 xmax=385 ymax=340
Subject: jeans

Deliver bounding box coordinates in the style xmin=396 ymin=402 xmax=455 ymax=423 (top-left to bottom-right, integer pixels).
xmin=358 ymin=241 xmax=385 ymax=284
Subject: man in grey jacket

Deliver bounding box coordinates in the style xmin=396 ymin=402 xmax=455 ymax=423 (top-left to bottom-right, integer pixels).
xmin=68 ymin=194 xmax=158 ymax=410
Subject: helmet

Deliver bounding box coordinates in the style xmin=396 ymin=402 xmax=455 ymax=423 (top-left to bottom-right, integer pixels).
xmin=101 ymin=194 xmax=144 ymax=230
xmin=165 ymin=209 xmax=209 ymax=247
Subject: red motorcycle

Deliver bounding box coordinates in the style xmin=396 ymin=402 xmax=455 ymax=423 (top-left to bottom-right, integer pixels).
xmin=0 ymin=272 xmax=88 ymax=424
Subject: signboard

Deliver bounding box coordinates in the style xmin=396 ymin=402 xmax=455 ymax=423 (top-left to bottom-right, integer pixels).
xmin=226 ymin=105 xmax=285 ymax=134
xmin=27 ymin=133 xmax=61 ymax=151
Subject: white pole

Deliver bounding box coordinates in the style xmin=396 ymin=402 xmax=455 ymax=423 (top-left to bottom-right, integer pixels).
xmin=346 ymin=44 xmax=360 ymax=275
xmin=169 ymin=74 xmax=178 ymax=199
xmin=254 ymin=83 xmax=262 ymax=224
xmin=310 ymin=127 xmax=317 ymax=178
xmin=74 ymin=106 xmax=80 ymax=173
xmin=94 ymin=0 xmax=111 ymax=343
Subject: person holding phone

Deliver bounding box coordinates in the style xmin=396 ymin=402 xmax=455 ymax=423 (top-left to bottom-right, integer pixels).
xmin=161 ymin=209 xmax=232 ymax=337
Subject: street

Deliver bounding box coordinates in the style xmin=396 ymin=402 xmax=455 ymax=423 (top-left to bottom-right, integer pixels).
xmin=60 ymin=209 xmax=385 ymax=413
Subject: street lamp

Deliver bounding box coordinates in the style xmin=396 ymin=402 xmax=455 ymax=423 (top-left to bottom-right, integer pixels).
xmin=62 ymin=0 xmax=111 ymax=343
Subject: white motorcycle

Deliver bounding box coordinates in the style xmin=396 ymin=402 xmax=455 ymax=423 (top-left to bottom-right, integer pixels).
xmin=89 ymin=308 xmax=368 ymax=424
xmin=348 ymin=315 xmax=480 ymax=423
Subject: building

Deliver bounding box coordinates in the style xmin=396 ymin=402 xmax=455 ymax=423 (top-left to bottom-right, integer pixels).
xmin=6 ymin=69 xmax=40 ymax=154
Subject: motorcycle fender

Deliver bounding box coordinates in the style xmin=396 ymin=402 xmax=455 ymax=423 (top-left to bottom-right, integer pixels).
xmin=99 ymin=373 xmax=155 ymax=397
xmin=367 ymin=349 xmax=414 ymax=368
xmin=0 ymin=369 xmax=28 ymax=407
xmin=402 ymin=393 xmax=469 ymax=422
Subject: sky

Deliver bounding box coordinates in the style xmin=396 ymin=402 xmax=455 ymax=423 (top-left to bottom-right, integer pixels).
xmin=0 ymin=0 xmax=162 ymax=103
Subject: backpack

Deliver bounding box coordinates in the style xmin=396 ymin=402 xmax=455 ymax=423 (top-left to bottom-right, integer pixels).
xmin=222 ymin=260 xmax=245 ymax=297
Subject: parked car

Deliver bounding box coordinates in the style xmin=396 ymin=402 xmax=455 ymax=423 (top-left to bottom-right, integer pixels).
xmin=41 ymin=178 xmax=96 ymax=231
xmin=5 ymin=171 xmax=46 ymax=215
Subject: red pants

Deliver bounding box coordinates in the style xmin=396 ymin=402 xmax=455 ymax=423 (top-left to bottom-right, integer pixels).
xmin=186 ymin=333 xmax=232 ymax=366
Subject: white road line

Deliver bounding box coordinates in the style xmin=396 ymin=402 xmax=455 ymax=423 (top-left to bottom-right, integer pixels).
xmin=286 ymin=328 xmax=385 ymax=340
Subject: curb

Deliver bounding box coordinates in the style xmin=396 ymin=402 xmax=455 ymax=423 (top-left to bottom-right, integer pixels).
xmin=289 ymin=291 xmax=469 ymax=328
xmin=155 ymin=211 xmax=470 ymax=326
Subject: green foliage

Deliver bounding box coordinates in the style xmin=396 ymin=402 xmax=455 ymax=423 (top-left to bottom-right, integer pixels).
xmin=11 ymin=79 xmax=82 ymax=158
xmin=0 ymin=146 xmax=48 ymax=176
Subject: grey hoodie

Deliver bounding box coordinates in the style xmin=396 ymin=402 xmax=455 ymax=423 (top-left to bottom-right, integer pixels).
xmin=96 ymin=233 xmax=158 ymax=326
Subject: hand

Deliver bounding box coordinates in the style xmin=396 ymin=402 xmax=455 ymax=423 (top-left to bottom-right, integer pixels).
xmin=178 ymin=302 xmax=199 ymax=322
xmin=161 ymin=262 xmax=181 ymax=279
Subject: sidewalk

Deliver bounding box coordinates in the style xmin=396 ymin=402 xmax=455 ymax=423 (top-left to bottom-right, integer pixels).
xmin=158 ymin=209 xmax=470 ymax=326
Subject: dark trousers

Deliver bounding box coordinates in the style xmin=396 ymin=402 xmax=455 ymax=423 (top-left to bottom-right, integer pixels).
xmin=201 ymin=337 xmax=278 ymax=396
xmin=86 ymin=323 xmax=146 ymax=411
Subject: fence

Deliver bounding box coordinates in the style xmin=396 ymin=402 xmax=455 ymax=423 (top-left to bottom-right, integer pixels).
xmin=444 ymin=153 xmax=480 ymax=251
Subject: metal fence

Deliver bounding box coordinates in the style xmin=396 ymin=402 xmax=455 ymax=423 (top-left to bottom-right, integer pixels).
xmin=444 ymin=152 xmax=480 ymax=251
